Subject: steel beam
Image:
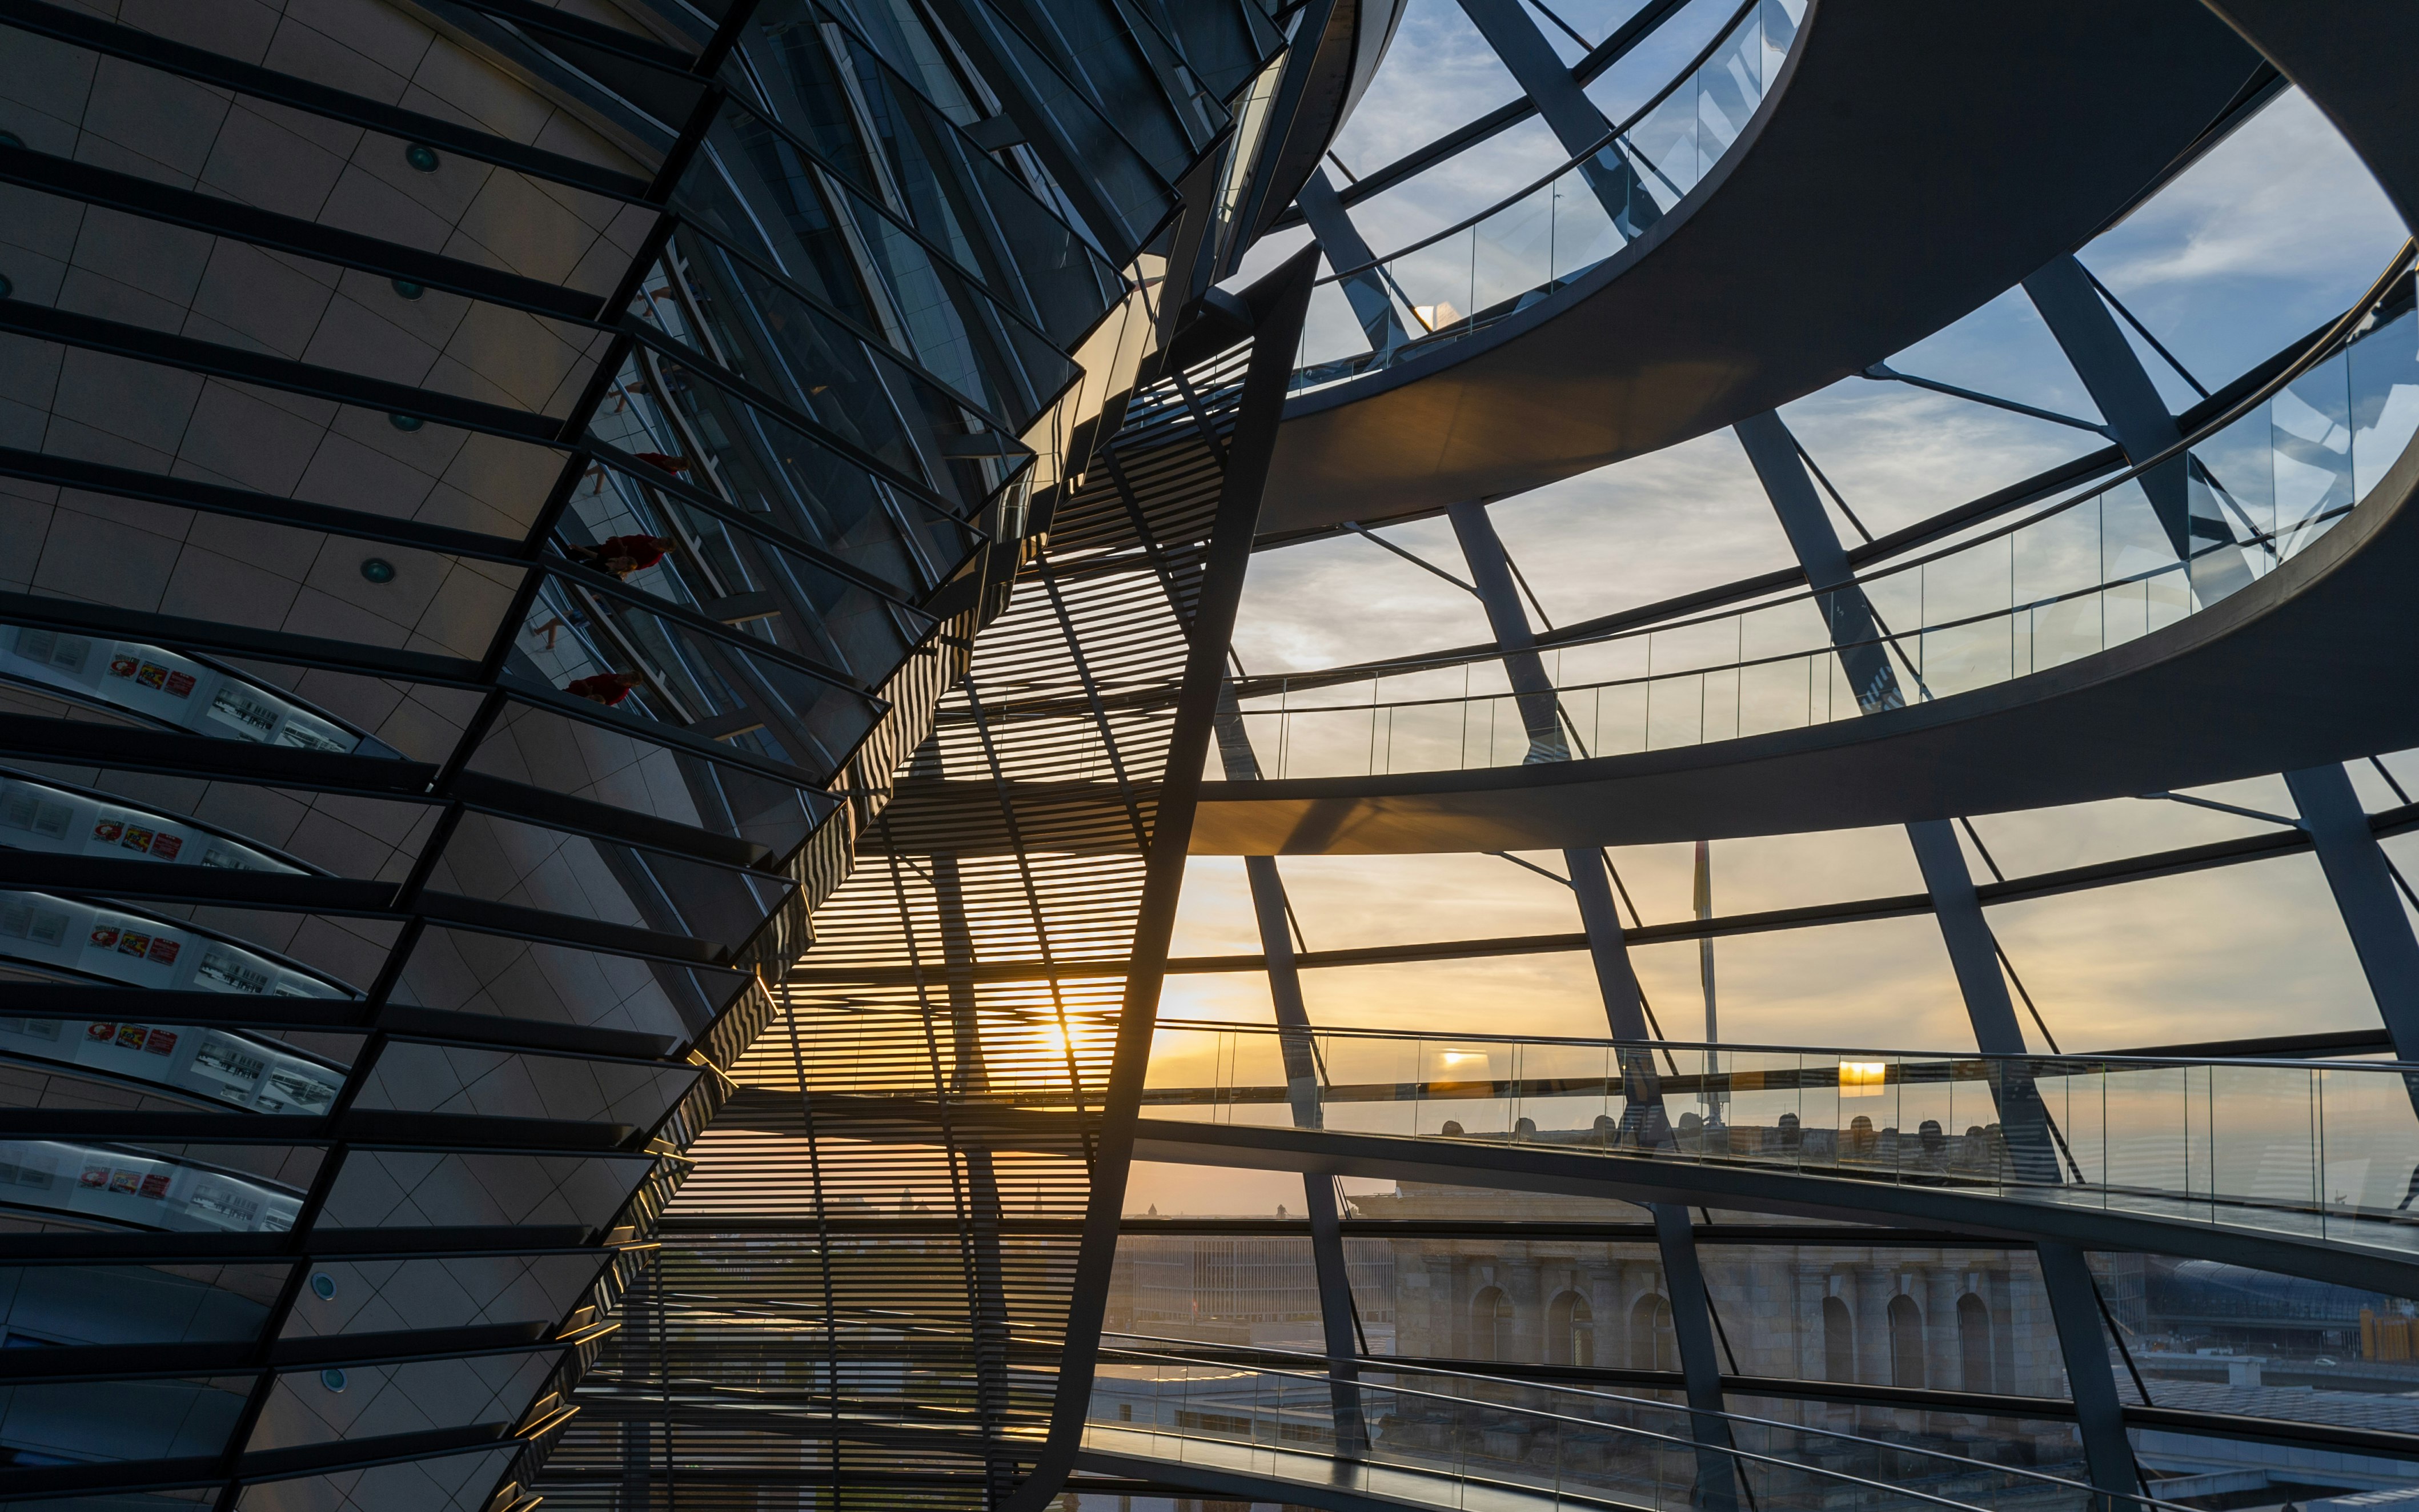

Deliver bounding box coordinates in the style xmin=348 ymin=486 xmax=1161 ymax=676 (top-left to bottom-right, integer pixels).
xmin=1215 ymin=691 xmax=1368 ymax=1453
xmin=1736 ymin=407 xmax=2137 ymax=1497
xmin=1295 ymin=168 xmax=1409 ymax=354
xmin=2027 ymin=255 xmax=2419 ymax=1064
xmin=1446 ymin=499 xmax=1732 ymax=1505
xmin=1452 ymin=0 xmax=1650 ymax=227
xmin=2284 ymin=764 xmax=2419 ymax=1057
xmin=1010 ymin=248 xmax=1323 ymax=1512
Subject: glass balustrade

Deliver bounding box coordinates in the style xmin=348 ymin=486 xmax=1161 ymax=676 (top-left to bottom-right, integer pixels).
xmin=1142 ymin=1021 xmax=2419 ymax=1257
xmin=1236 ymin=298 xmax=2419 ymax=781
xmin=1294 ymin=0 xmax=1807 ymax=390
xmin=1089 ymin=1337 xmax=2163 ymax=1512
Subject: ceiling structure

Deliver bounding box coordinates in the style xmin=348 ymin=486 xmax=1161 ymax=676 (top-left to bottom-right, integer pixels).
xmin=0 ymin=3 xmax=2414 ymax=1512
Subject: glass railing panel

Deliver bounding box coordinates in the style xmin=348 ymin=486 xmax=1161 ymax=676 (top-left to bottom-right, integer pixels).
xmin=1407 ymin=1038 xmax=1511 ymax=1141
xmin=1732 ymin=651 xmax=1818 ymax=739
xmin=1090 ymin=1343 xmax=2157 ymax=1512
xmin=2203 ymin=1061 xmax=2322 ymax=1214
xmin=1711 ymin=1049 xmax=1803 ymax=1166
xmin=1509 ymin=1040 xmax=1616 ymax=1144
xmin=2350 ymin=304 xmax=2419 ymax=499
xmin=1626 ymin=83 xmax=1699 ymax=214
xmin=1644 ymin=670 xmax=1710 ymax=750
xmin=1916 ymin=533 xmax=2014 ymax=695
xmin=2188 ymin=400 xmax=2279 ymax=591
xmin=1299 ymin=277 xmax=1383 ymax=376
xmin=1471 ymin=182 xmax=1558 ymax=322
xmin=2274 ymin=354 xmax=2356 ymax=556
xmin=1391 ymin=232 xmax=1479 ymax=343
xmin=1870 ymin=1056 xmax=1976 ymax=1180
xmin=1293 ymin=0 xmax=1796 ymax=393
xmin=1261 ymin=704 xmax=1368 ymax=782
xmin=1250 ymin=292 xmax=2417 ymax=777
xmin=1149 ymin=1024 xmax=2419 ymax=1257
xmin=1549 ymin=169 xmax=1625 ymax=287
xmin=1393 ymin=695 xmax=1493 ymax=777
xmin=2039 ymin=1057 xmax=2107 ymax=1192
xmin=1587 ymin=673 xmax=1651 ymax=757
xmin=1315 ymin=1030 xmax=1431 ymax=1137
xmin=1695 ymin=7 xmax=1767 ymax=177
xmin=1759 ymin=0 xmax=1807 ymax=81
xmin=2314 ymin=1062 xmax=2419 ymax=1216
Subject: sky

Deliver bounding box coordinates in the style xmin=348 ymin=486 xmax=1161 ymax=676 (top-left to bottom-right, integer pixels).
xmin=1126 ymin=0 xmax=2415 ymax=1216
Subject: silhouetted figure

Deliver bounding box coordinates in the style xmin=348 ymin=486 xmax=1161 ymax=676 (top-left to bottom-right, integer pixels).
xmin=1440 ymin=1120 xmax=1465 ymax=1137
xmin=1920 ymin=1118 xmax=1947 ymax=1165
xmin=566 ymin=670 xmax=643 ymax=706
xmin=1777 ymin=1111 xmax=1803 ymax=1153
xmin=1957 ymin=1124 xmax=1989 ymax=1174
xmin=1848 ymin=1114 xmax=1876 ymax=1159
xmin=566 ymin=534 xmax=674 ymax=578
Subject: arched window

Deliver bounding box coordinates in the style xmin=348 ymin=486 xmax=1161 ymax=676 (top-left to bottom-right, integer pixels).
xmin=1822 ymin=1296 xmax=1854 ymax=1382
xmin=1887 ymin=1293 xmax=1925 ymax=1389
xmin=1630 ymin=1293 xmax=1676 ymax=1371
xmin=1958 ymin=1293 xmax=1993 ymax=1392
xmin=1547 ymin=1290 xmax=1595 ymax=1366
xmin=1470 ymin=1286 xmax=1514 ymax=1362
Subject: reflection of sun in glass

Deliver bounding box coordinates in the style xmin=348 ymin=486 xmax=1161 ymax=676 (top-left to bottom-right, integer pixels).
xmin=1838 ymin=1060 xmax=1888 ymax=1097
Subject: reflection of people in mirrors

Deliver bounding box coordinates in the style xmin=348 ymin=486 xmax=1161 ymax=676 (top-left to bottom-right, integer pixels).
xmin=565 ymin=535 xmax=673 ymax=578
xmin=566 ymin=671 xmax=643 ymax=707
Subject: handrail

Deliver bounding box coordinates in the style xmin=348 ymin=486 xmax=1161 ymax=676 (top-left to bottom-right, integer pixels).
xmin=1100 ymin=1329 xmax=2187 ymax=1510
xmin=1312 ymin=0 xmax=1766 ymax=289
xmin=1146 ymin=1017 xmax=2417 ymax=1075
xmin=1250 ymin=242 xmax=2418 ymax=692
xmin=1092 ymin=1337 xmax=2181 ymax=1512
xmin=1225 ymin=507 xmax=2354 ymax=719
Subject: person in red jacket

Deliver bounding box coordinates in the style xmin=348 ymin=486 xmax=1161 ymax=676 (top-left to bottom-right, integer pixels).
xmin=565 ymin=534 xmax=674 ymax=577
xmin=565 ymin=670 xmax=643 ymax=706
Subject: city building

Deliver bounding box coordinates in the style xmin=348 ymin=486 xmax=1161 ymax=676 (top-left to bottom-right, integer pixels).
xmin=0 ymin=2 xmax=2414 ymax=1512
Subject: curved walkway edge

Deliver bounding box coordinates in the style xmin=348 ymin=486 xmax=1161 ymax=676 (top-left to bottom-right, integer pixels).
xmin=1193 ymin=422 xmax=2419 ymax=853
xmin=1129 ymin=1117 xmax=2419 ymax=1298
